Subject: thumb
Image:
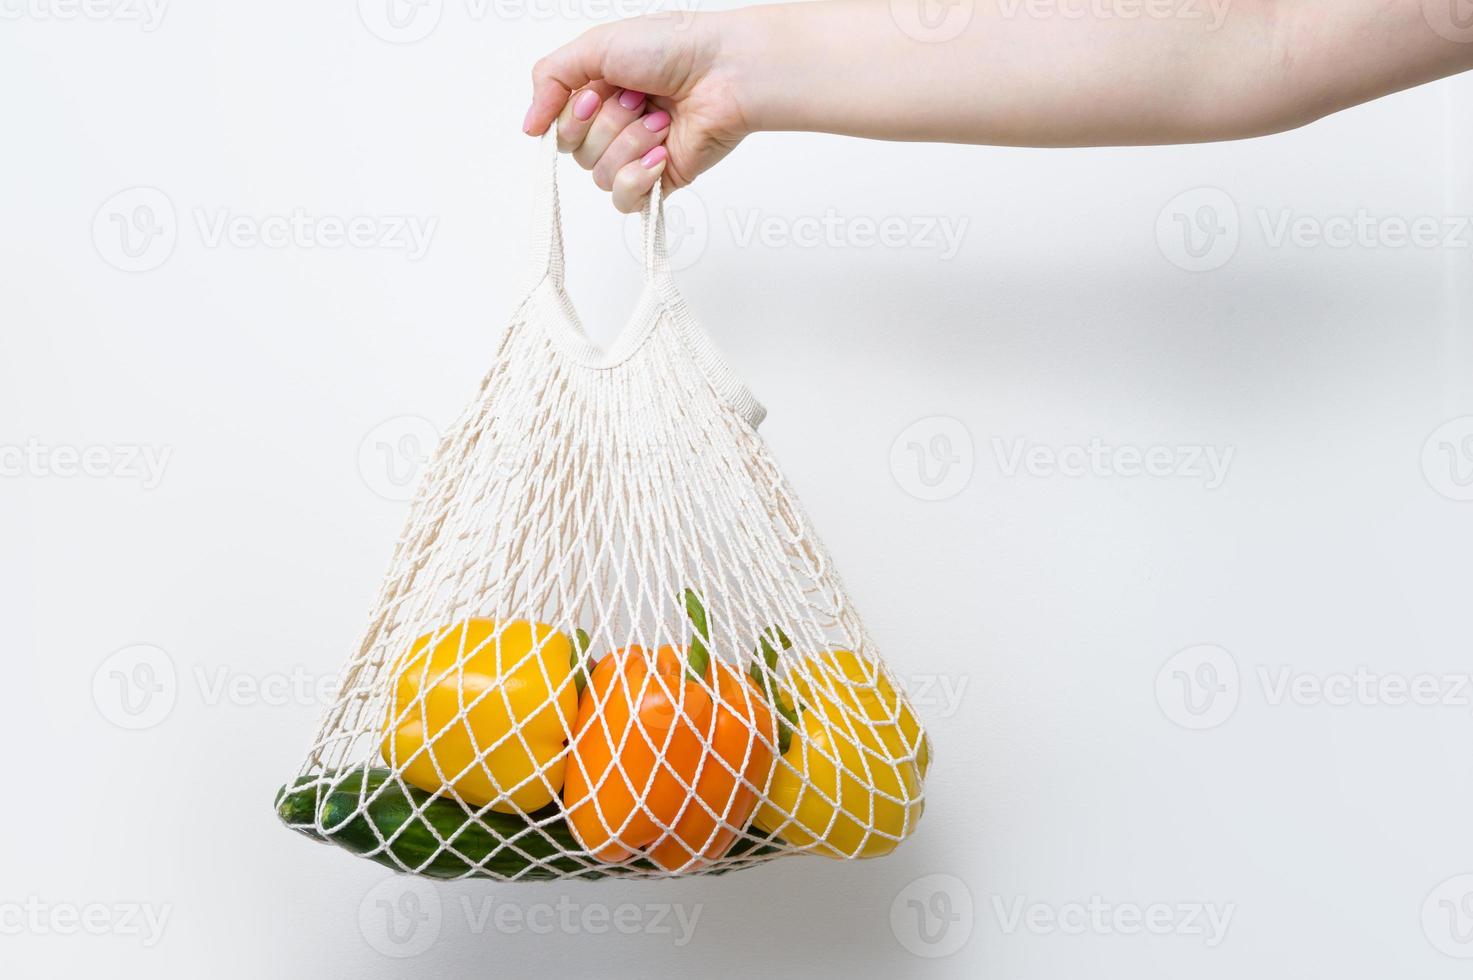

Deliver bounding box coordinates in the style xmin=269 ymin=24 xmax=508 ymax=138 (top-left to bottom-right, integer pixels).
xmin=524 ymin=29 xmax=609 ymax=135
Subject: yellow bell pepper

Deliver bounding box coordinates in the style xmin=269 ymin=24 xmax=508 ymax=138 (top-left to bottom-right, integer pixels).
xmin=380 ymin=619 xmax=578 ymax=814
xmin=753 ymin=649 xmax=930 ymax=858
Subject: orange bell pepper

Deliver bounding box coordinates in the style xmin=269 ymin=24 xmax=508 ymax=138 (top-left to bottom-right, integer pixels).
xmin=562 ymin=591 xmax=776 ymax=872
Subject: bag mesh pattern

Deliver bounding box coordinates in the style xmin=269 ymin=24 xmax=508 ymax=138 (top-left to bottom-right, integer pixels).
xmin=281 ymin=140 xmax=929 ymax=880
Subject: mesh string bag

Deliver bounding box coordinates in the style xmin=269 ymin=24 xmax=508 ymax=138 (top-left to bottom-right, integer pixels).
xmin=275 ymin=138 xmax=931 ymax=880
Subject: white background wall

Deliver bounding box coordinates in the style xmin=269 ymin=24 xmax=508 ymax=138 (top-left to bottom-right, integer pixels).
xmin=4 ymin=2 xmax=1473 ymax=977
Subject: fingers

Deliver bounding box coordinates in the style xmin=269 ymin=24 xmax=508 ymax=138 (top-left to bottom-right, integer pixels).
xmin=591 ymin=109 xmax=671 ymax=191
xmin=556 ymin=83 xmax=615 ymax=152
xmin=555 ymin=88 xmax=672 ymax=210
xmin=572 ymin=88 xmax=648 ymax=170
xmin=535 ymin=34 xmax=678 ymax=212
xmin=527 ymin=19 xmax=702 ymax=209
xmin=612 ymin=146 xmax=667 ymax=214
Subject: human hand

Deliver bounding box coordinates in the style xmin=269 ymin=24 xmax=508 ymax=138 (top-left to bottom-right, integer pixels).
xmin=522 ymin=12 xmax=754 ymax=212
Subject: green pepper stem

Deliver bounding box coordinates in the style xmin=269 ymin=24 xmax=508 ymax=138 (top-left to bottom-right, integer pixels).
xmin=571 ymin=628 xmax=591 ymax=695
xmin=683 ymin=589 xmax=711 ymax=682
xmin=750 ymin=626 xmax=800 ymax=755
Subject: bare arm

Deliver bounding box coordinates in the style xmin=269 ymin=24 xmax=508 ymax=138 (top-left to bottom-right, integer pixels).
xmin=524 ymin=0 xmax=1473 ymax=209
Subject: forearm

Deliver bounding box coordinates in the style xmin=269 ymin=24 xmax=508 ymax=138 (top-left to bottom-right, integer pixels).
xmin=720 ymin=0 xmax=1473 ymax=147
xmin=523 ymin=0 xmax=1473 ymax=203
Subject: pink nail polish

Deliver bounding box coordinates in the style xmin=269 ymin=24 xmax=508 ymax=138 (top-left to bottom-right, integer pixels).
xmin=642 ymin=110 xmax=670 ymax=132
xmin=641 ymin=145 xmax=667 ymax=169
xmin=522 ymin=105 xmax=537 ymax=134
xmin=617 ymin=89 xmax=646 ymax=111
xmin=572 ymin=90 xmax=599 ymax=122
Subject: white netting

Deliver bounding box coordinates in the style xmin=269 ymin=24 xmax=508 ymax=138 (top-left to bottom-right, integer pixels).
xmin=276 ymin=138 xmax=930 ymax=880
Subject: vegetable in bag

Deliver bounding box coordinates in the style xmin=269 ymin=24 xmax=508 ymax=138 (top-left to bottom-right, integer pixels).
xmin=561 ymin=592 xmax=777 ymax=872
xmin=379 ymin=619 xmax=579 ymax=813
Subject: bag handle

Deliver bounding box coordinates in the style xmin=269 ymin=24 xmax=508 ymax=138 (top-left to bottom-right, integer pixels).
xmin=522 ymin=132 xmax=766 ymax=429
xmin=525 ymin=132 xmax=673 ymax=290
xmin=640 ymin=173 xmax=673 ymax=283
xmin=524 ymin=132 xmax=568 ymax=290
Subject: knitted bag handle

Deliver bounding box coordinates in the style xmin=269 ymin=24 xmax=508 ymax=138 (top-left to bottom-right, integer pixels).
xmin=522 ymin=133 xmax=765 ymax=429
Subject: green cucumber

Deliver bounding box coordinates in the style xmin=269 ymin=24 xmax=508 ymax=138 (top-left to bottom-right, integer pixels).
xmin=275 ymin=768 xmax=778 ymax=880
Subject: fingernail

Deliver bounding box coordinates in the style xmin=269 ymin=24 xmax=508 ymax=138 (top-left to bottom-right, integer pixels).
xmin=642 ymin=110 xmax=670 ymax=132
xmin=617 ymin=89 xmax=646 ymax=111
xmin=522 ymin=105 xmax=537 ymax=134
xmin=572 ymin=90 xmax=600 ymax=122
xmin=641 ymin=145 xmax=667 ymax=169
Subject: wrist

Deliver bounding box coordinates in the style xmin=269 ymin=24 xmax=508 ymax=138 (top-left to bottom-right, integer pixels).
xmin=709 ymin=4 xmax=802 ymax=136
